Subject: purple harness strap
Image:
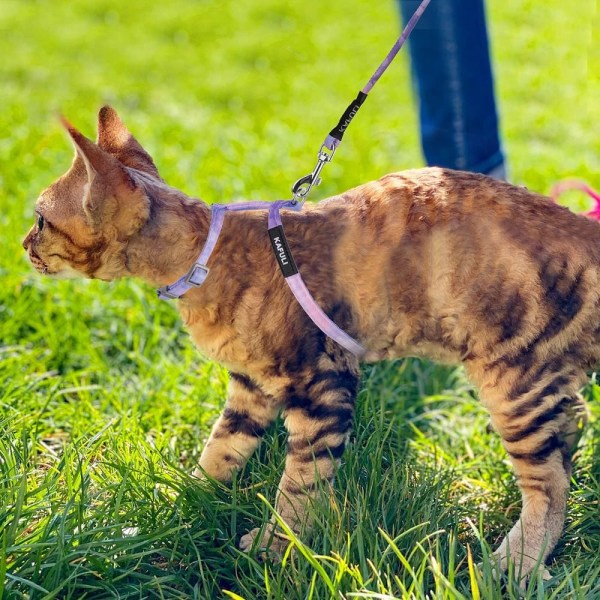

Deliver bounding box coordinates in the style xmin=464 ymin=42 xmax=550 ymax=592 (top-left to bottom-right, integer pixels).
xmin=267 ymin=202 xmax=366 ymax=357
xmin=158 ymin=200 xmax=367 ymax=357
xmin=157 ymin=201 xmax=275 ymax=299
xmin=157 ymin=0 xmax=431 ymax=357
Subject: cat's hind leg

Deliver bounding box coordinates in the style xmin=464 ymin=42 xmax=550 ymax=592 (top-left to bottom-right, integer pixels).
xmin=486 ymin=368 xmax=587 ymax=580
xmin=562 ymin=393 xmax=589 ymax=455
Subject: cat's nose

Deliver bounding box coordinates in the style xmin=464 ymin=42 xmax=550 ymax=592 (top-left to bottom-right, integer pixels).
xmin=22 ymin=229 xmax=33 ymax=250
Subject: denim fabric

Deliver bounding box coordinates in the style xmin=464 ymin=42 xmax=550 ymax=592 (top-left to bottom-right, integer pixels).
xmin=399 ymin=0 xmax=504 ymax=175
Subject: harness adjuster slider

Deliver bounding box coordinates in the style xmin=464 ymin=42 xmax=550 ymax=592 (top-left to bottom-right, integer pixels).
xmin=185 ymin=263 xmax=209 ymax=286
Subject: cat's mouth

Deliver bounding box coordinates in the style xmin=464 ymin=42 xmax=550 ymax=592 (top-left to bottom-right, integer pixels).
xmin=28 ymin=249 xmax=81 ymax=279
xmin=28 ymin=248 xmax=51 ymax=275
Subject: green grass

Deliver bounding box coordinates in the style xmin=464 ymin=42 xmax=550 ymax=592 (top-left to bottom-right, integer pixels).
xmin=1 ymin=0 xmax=599 ymax=597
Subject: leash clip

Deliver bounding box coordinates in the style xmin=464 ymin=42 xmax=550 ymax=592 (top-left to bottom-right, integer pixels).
xmin=291 ymin=143 xmax=337 ymax=204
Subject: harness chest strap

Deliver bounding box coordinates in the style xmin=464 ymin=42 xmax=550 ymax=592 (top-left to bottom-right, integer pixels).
xmin=157 ymin=201 xmax=367 ymax=358
xmin=267 ymin=201 xmax=366 ymax=357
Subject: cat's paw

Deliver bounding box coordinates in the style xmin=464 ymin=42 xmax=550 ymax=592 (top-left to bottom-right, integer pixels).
xmin=191 ymin=467 xmax=205 ymax=479
xmin=239 ymin=526 xmax=291 ymax=559
xmin=490 ymin=548 xmax=550 ymax=584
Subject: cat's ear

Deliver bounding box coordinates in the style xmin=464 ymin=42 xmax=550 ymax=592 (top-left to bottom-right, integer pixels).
xmin=61 ymin=116 xmax=149 ymax=236
xmin=61 ymin=115 xmax=121 ymax=186
xmin=97 ymin=106 xmax=162 ymax=180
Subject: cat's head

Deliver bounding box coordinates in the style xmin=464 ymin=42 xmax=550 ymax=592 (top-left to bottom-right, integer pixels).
xmin=23 ymin=106 xmax=160 ymax=280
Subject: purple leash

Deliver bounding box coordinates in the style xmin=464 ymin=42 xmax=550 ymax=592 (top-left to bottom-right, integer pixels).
xmin=363 ymin=0 xmax=430 ymax=95
xmin=158 ymin=0 xmax=431 ymax=358
xmin=294 ymin=0 xmax=431 ymax=203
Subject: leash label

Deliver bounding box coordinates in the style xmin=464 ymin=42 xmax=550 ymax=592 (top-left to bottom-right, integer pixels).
xmin=268 ymin=226 xmax=299 ymax=278
xmin=329 ymin=91 xmax=368 ymax=141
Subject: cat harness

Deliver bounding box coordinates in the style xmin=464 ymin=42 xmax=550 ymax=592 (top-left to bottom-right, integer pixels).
xmin=157 ymin=0 xmax=432 ymax=358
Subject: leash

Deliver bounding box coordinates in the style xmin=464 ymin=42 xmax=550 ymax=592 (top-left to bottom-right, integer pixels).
xmin=290 ymin=0 xmax=431 ymax=205
xmin=158 ymin=0 xmax=431 ymax=358
xmin=551 ymin=180 xmax=600 ymax=220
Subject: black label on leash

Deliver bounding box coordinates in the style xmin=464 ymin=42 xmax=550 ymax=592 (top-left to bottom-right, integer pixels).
xmin=268 ymin=226 xmax=299 ymax=278
xmin=329 ymin=91 xmax=368 ymax=141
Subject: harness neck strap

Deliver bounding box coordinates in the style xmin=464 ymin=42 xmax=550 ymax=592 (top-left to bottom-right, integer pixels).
xmin=157 ymin=201 xmax=278 ymax=300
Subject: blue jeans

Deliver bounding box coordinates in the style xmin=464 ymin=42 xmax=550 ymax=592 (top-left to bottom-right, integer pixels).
xmin=399 ymin=0 xmax=505 ymax=176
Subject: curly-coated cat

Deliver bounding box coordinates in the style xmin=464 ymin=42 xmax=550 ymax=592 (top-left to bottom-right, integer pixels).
xmin=24 ymin=107 xmax=593 ymax=579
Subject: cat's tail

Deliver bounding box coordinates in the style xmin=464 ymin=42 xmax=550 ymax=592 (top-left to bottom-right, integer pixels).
xmin=551 ymin=180 xmax=600 ymax=220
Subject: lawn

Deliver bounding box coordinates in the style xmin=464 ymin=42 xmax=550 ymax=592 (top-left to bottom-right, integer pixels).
xmin=1 ymin=0 xmax=599 ymax=598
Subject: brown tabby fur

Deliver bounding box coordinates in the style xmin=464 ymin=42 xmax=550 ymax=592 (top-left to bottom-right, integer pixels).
xmin=24 ymin=107 xmax=593 ymax=578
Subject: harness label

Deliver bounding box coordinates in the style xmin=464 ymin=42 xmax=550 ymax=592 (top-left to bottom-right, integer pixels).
xmin=268 ymin=225 xmax=299 ymax=278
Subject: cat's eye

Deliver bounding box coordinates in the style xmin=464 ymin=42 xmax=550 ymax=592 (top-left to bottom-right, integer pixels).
xmin=37 ymin=214 xmax=44 ymax=231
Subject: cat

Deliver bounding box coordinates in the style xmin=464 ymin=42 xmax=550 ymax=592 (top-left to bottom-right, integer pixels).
xmin=24 ymin=106 xmax=593 ymax=579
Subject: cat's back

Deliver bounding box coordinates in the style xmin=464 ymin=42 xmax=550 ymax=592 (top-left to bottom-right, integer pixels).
xmin=329 ymin=168 xmax=600 ymax=362
xmin=333 ymin=167 xmax=600 ymax=262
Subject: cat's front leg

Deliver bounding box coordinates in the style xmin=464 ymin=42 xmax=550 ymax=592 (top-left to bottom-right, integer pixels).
xmin=193 ymin=372 xmax=279 ymax=481
xmin=240 ymin=357 xmax=360 ymax=555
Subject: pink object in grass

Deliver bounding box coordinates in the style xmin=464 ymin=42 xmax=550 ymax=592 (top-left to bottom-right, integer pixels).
xmin=550 ymin=180 xmax=600 ymax=220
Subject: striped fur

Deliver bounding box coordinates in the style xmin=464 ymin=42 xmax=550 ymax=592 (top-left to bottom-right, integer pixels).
xmin=24 ymin=107 xmax=595 ymax=578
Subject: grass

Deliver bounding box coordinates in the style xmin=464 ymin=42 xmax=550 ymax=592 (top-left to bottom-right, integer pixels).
xmin=1 ymin=0 xmax=599 ymax=597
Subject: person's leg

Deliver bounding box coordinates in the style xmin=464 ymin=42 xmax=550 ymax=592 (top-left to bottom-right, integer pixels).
xmin=399 ymin=0 xmax=506 ymax=178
